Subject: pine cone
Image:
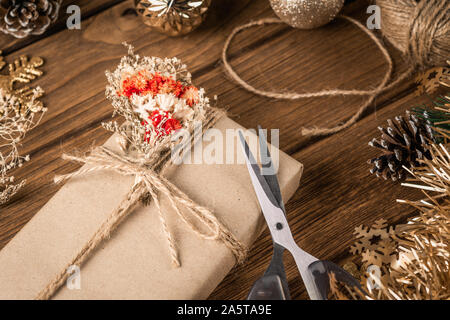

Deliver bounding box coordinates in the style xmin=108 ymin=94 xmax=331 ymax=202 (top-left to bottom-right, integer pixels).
xmin=0 ymin=0 xmax=62 ymax=38
xmin=368 ymin=111 xmax=435 ymax=181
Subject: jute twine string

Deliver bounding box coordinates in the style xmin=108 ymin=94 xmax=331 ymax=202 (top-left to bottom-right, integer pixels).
xmin=36 ymin=108 xmax=247 ymax=300
xmin=222 ymin=9 xmax=444 ymax=136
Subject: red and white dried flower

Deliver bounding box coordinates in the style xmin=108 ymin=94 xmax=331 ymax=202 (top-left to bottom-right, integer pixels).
xmin=104 ymin=45 xmax=209 ymax=156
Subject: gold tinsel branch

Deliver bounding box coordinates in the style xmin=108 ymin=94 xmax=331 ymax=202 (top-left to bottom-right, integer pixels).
xmin=0 ymin=52 xmax=46 ymax=205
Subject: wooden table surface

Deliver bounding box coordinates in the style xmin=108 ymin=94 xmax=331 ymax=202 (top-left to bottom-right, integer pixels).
xmin=0 ymin=0 xmax=429 ymax=299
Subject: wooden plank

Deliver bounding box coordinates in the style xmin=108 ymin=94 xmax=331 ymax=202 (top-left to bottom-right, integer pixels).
xmin=209 ymin=91 xmax=432 ymax=299
xmin=0 ymin=0 xmax=124 ymax=55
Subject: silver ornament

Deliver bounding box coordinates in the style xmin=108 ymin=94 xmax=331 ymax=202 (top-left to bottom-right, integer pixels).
xmin=270 ymin=0 xmax=344 ymax=29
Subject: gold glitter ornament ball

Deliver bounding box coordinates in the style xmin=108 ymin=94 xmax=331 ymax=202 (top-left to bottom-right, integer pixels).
xmin=270 ymin=0 xmax=344 ymax=29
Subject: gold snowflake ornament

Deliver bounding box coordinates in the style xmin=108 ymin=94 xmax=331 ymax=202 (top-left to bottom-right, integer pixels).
xmin=0 ymin=51 xmax=45 ymax=117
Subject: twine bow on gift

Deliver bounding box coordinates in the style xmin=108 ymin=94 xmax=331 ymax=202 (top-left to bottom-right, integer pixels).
xmin=36 ymin=145 xmax=247 ymax=300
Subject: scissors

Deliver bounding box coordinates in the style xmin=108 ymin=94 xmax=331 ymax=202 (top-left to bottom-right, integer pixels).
xmin=239 ymin=127 xmax=363 ymax=300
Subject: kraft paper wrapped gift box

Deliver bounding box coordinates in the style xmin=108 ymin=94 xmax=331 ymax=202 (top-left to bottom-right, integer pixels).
xmin=0 ymin=116 xmax=303 ymax=299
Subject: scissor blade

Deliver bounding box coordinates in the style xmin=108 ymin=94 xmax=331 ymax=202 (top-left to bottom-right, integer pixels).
xmin=257 ymin=126 xmax=285 ymax=212
xmin=239 ymin=131 xmax=292 ymax=243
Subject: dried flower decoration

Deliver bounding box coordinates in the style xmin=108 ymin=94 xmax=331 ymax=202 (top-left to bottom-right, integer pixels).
xmin=0 ymin=51 xmax=46 ymax=205
xmin=104 ymin=44 xmax=208 ymax=159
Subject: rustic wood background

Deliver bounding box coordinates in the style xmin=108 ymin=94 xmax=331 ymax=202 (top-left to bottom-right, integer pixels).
xmin=0 ymin=0 xmax=431 ymax=299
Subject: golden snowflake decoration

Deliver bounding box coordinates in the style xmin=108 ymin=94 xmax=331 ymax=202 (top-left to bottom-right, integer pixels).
xmin=415 ymin=60 xmax=450 ymax=96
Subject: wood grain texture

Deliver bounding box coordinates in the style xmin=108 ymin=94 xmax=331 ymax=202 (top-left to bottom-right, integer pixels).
xmin=0 ymin=0 xmax=429 ymax=299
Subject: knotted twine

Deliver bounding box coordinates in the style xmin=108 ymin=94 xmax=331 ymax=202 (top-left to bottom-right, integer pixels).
xmin=36 ymin=108 xmax=247 ymax=300
xmin=222 ymin=0 xmax=449 ymax=136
